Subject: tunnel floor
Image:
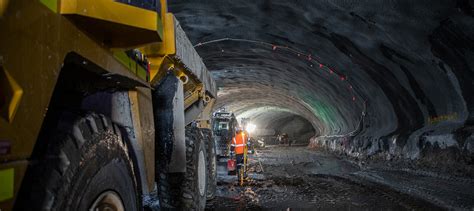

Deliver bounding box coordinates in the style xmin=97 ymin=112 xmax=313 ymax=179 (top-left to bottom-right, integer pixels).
xmin=206 ymin=145 xmax=474 ymax=210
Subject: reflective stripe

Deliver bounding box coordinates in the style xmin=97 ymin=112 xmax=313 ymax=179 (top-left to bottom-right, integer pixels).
xmin=234 ymin=144 xmax=245 ymax=147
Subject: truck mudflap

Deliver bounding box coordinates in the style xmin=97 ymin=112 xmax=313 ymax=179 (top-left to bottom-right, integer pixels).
xmin=153 ymin=73 xmax=186 ymax=173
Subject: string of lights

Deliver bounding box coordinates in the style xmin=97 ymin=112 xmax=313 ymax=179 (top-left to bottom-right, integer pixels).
xmin=194 ymin=37 xmax=367 ymax=137
xmin=194 ymin=37 xmax=364 ymax=103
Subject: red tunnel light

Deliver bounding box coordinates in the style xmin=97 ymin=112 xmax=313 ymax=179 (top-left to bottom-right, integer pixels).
xmin=319 ymin=64 xmax=323 ymax=68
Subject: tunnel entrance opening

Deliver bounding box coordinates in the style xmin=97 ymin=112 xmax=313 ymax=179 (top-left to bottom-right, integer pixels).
xmin=234 ymin=108 xmax=316 ymax=146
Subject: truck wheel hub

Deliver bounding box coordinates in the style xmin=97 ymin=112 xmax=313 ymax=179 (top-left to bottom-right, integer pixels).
xmin=90 ymin=191 xmax=125 ymax=211
xmin=198 ymin=150 xmax=206 ymax=196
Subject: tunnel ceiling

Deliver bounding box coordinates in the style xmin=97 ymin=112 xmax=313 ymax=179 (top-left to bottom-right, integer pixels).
xmin=169 ymin=1 xmax=474 ymax=142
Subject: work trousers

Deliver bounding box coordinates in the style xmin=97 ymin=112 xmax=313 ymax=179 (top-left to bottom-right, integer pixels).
xmin=235 ymin=154 xmax=245 ymax=181
xmin=236 ymin=154 xmax=244 ymax=173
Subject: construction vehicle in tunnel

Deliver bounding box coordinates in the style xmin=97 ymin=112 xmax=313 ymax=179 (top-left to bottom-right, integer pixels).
xmin=0 ymin=0 xmax=217 ymax=210
xmin=212 ymin=111 xmax=238 ymax=158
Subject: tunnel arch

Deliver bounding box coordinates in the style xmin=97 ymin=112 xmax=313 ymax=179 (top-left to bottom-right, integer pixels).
xmin=170 ymin=0 xmax=474 ymax=160
xmin=202 ymin=40 xmax=364 ymax=137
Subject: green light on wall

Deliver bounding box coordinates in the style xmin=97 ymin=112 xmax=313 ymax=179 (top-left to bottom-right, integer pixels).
xmin=299 ymin=92 xmax=338 ymax=130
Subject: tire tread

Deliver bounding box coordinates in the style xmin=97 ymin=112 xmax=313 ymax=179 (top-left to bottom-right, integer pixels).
xmin=15 ymin=111 xmax=137 ymax=211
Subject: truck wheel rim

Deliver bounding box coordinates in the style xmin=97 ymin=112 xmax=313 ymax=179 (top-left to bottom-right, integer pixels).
xmin=212 ymin=156 xmax=217 ymax=174
xmin=90 ymin=191 xmax=125 ymax=211
xmin=198 ymin=150 xmax=206 ymax=196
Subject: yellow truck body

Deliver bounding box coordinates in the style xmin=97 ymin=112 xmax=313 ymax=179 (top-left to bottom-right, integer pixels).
xmin=0 ymin=0 xmax=216 ymax=209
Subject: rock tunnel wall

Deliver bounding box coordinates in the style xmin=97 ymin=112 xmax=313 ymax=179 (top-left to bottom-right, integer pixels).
xmin=169 ymin=0 xmax=474 ymax=164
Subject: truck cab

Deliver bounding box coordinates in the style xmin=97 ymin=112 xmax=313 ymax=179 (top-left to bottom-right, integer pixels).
xmin=212 ymin=112 xmax=238 ymax=157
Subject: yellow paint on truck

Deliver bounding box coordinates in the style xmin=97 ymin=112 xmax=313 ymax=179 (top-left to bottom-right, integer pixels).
xmin=0 ymin=168 xmax=14 ymax=201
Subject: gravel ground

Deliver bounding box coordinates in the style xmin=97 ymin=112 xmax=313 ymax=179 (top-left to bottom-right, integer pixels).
xmin=206 ymin=146 xmax=451 ymax=210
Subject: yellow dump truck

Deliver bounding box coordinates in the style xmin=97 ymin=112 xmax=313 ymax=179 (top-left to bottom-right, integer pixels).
xmin=0 ymin=0 xmax=217 ymax=210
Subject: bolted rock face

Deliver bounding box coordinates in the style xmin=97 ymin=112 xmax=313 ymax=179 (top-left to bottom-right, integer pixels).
xmin=169 ymin=1 xmax=474 ymax=162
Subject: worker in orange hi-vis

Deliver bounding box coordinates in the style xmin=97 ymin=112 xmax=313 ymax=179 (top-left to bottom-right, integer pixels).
xmin=231 ymin=128 xmax=248 ymax=181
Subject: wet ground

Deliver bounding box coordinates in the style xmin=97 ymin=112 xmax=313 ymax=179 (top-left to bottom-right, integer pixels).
xmin=206 ymin=145 xmax=474 ymax=210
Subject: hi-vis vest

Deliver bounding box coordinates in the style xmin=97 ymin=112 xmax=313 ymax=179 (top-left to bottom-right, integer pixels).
xmin=232 ymin=132 xmax=247 ymax=154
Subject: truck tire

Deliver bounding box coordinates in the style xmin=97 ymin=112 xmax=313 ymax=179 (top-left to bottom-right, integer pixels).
xmin=15 ymin=111 xmax=139 ymax=211
xmin=157 ymin=126 xmax=208 ymax=210
xmin=157 ymin=171 xmax=171 ymax=208
xmin=201 ymin=128 xmax=217 ymax=200
xmin=157 ymin=170 xmax=181 ymax=208
xmin=181 ymin=126 xmax=208 ymax=209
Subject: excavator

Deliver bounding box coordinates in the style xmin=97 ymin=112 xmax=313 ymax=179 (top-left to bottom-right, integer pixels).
xmin=0 ymin=0 xmax=217 ymax=210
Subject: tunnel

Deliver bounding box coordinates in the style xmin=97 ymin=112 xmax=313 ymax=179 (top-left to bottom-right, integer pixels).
xmin=2 ymin=0 xmax=474 ymax=210
xmin=169 ymin=0 xmax=474 ymax=162
xmin=167 ymin=0 xmax=474 ymax=209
